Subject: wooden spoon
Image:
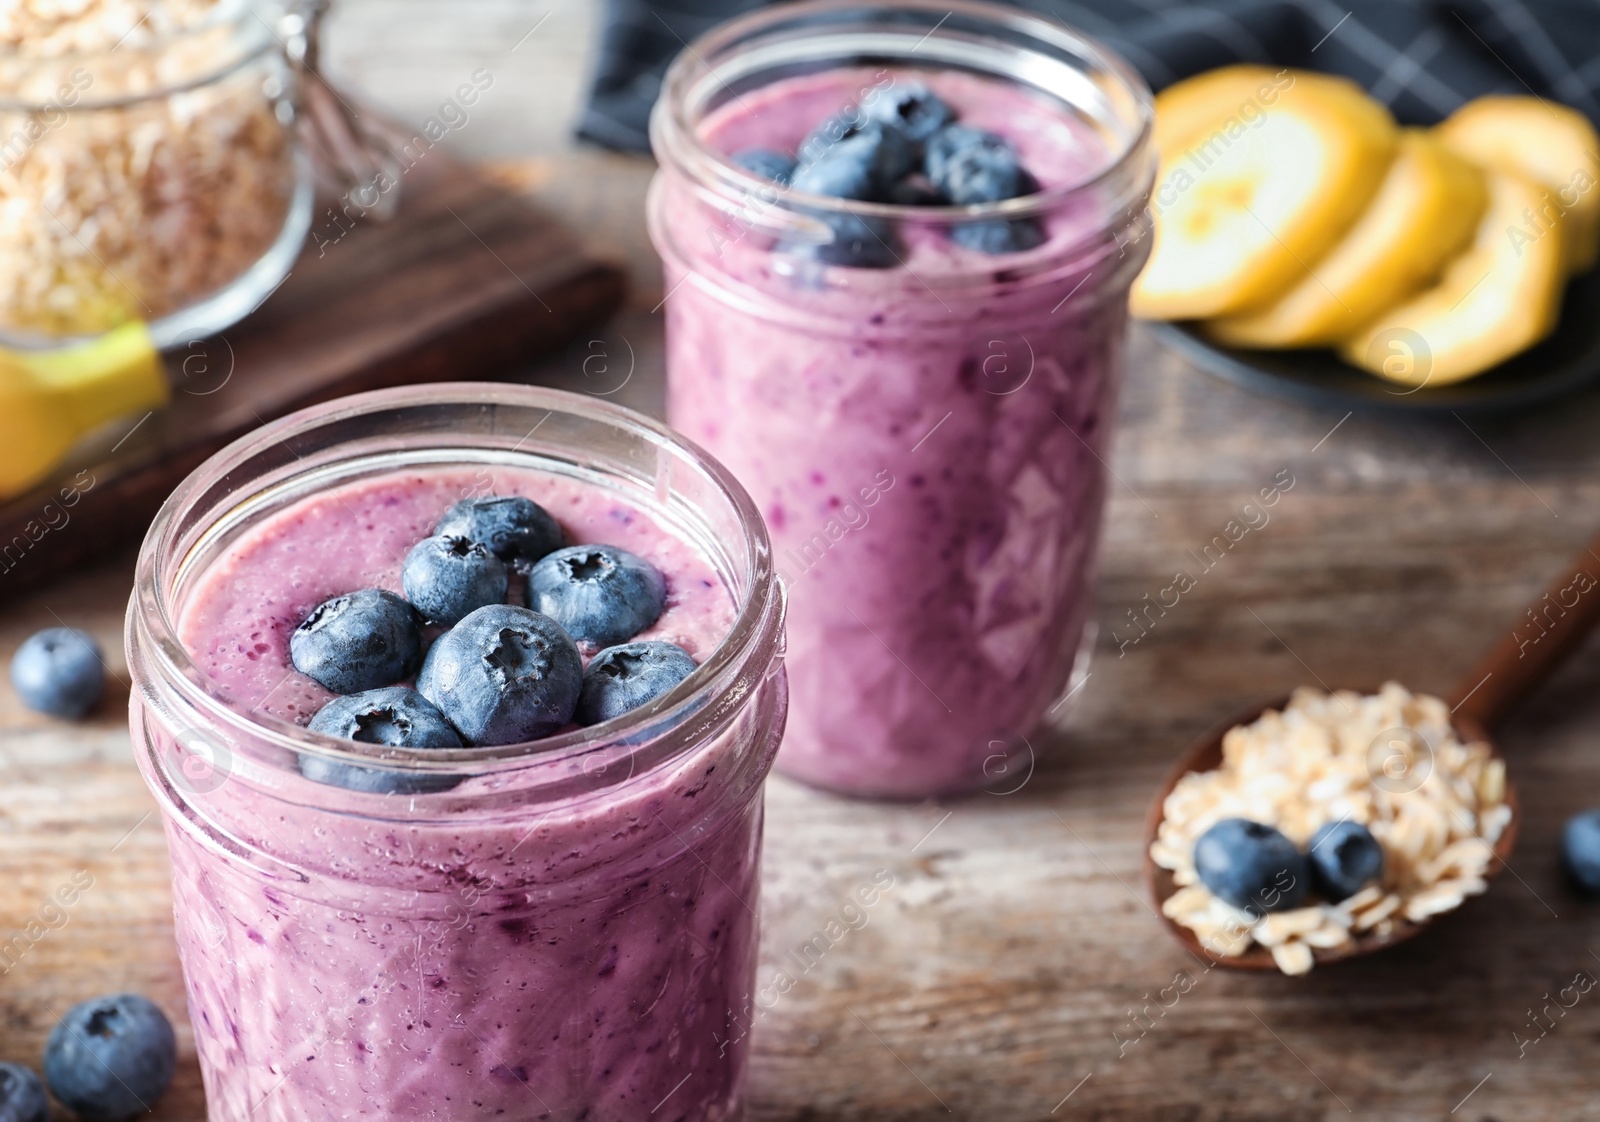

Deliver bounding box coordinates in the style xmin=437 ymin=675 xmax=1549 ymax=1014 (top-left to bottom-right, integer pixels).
xmin=1144 ymin=527 xmax=1600 ymax=970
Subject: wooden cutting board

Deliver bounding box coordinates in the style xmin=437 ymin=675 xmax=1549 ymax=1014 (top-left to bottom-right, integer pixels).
xmin=0 ymin=147 xmax=627 ymax=602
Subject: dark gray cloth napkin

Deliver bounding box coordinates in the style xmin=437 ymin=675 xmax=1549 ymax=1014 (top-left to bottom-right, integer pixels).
xmin=577 ymin=0 xmax=1600 ymax=152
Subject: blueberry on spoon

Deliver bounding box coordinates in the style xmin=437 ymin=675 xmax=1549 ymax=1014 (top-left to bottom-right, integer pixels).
xmin=403 ymin=535 xmax=509 ymax=626
xmin=417 ymin=604 xmax=582 ymax=745
xmin=1307 ymin=820 xmax=1384 ymax=902
xmin=45 ymin=994 xmax=176 ymax=1122
xmin=290 ymin=589 xmax=421 ymax=695
xmin=434 ymin=495 xmax=563 ymax=568
xmin=1193 ymin=818 xmax=1309 ymax=916
xmin=10 ymin=627 xmax=103 ymax=719
xmin=0 ymin=1063 xmax=47 ymax=1122
xmin=527 ymin=544 xmax=666 ymax=648
xmin=577 ymin=640 xmax=698 ymax=724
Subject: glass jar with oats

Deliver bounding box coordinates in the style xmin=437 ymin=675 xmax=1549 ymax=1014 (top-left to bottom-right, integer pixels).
xmin=0 ymin=0 xmax=311 ymax=346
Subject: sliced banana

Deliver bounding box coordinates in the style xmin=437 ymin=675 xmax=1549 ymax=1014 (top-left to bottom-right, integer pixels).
xmin=1152 ymin=65 xmax=1294 ymax=160
xmin=1207 ymin=130 xmax=1487 ymax=347
xmin=1339 ymin=170 xmax=1564 ymax=386
xmin=1133 ymin=72 xmax=1398 ymax=320
xmin=1435 ymin=95 xmax=1600 ymax=275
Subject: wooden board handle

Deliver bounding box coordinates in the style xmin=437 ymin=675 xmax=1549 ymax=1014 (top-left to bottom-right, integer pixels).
xmin=1450 ymin=528 xmax=1600 ymax=730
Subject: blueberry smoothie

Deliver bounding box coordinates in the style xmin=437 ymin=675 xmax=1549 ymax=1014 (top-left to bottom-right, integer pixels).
xmin=126 ymin=388 xmax=788 ymax=1121
xmin=650 ymin=8 xmax=1154 ymax=797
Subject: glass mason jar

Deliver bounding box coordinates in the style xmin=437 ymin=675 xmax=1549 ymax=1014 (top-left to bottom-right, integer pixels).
xmin=649 ymin=0 xmax=1154 ymax=798
xmin=0 ymin=0 xmax=312 ymax=347
xmin=125 ymin=385 xmax=788 ymax=1121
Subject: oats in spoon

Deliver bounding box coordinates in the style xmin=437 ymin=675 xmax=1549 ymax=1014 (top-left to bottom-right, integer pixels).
xmin=1150 ymin=683 xmax=1511 ymax=974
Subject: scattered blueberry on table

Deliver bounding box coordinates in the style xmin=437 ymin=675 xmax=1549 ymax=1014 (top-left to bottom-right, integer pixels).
xmin=289 ymin=589 xmax=421 ymax=695
xmin=528 ymin=544 xmax=667 ymax=649
xmin=0 ymin=1063 xmax=47 ymax=1122
xmin=730 ymin=79 xmax=1043 ymax=264
xmin=1562 ymin=809 xmax=1600 ymax=894
xmin=1307 ymin=820 xmax=1384 ymax=902
xmin=10 ymin=627 xmax=103 ymax=720
xmin=44 ymin=993 xmax=175 ymax=1122
xmin=417 ymin=603 xmax=584 ymax=746
xmin=402 ymin=534 xmax=509 ymax=626
xmin=578 ymin=640 xmax=699 ymax=725
xmin=1193 ymin=818 xmax=1309 ymax=916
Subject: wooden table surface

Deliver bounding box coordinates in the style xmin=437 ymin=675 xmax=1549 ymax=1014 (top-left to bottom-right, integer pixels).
xmin=4 ymin=4 xmax=1600 ymax=1120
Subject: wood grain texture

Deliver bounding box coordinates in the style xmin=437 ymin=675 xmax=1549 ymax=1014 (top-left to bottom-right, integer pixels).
xmin=4 ymin=3 xmax=1600 ymax=1120
xmin=0 ymin=138 xmax=626 ymax=603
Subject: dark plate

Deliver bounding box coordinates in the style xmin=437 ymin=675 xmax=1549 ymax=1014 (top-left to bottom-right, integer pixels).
xmin=1148 ymin=267 xmax=1600 ymax=413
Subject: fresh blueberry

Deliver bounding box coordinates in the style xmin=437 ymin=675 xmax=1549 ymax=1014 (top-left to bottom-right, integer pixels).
xmin=308 ymin=686 xmax=462 ymax=748
xmin=1306 ymin=820 xmax=1384 ymax=902
xmin=1562 ymin=809 xmax=1600 ymax=894
xmin=926 ymin=125 xmax=1028 ymax=204
xmin=781 ymin=211 xmax=900 ymax=269
xmin=402 ymin=535 xmax=509 ymax=626
xmin=888 ymin=173 xmax=945 ymax=206
xmin=417 ymin=604 xmax=582 ymax=745
xmin=10 ymin=627 xmax=103 ymax=719
xmin=290 ymin=589 xmax=421 ymax=695
xmin=44 ymin=993 xmax=176 ymax=1122
xmin=435 ymin=495 xmax=563 ymax=568
xmin=0 ymin=1064 xmax=46 ymax=1122
xmin=1193 ymin=818 xmax=1308 ymax=916
xmin=731 ymin=147 xmax=797 ymax=186
xmin=797 ymin=111 xmax=860 ymax=164
xmin=577 ymin=641 xmax=698 ymax=725
xmin=527 ymin=544 xmax=667 ymax=648
xmin=792 ymin=122 xmax=915 ymax=201
xmin=866 ymin=82 xmax=954 ymax=145
xmin=950 ymin=218 xmax=1046 ymax=254
xmin=302 ymin=687 xmax=462 ymax=793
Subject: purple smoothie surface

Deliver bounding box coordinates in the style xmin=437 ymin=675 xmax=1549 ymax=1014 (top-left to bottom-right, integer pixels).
xmin=702 ymin=67 xmax=1117 ymax=275
xmin=179 ymin=465 xmax=735 ymax=729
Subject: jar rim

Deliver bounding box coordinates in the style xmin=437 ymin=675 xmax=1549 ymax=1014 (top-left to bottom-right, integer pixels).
xmin=0 ymin=0 xmax=278 ymax=111
xmin=649 ymin=0 xmax=1155 ymax=225
xmin=127 ymin=383 xmax=786 ymax=788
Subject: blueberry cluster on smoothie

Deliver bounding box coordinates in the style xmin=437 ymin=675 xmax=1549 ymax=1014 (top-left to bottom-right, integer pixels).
xmin=286 ymin=493 xmax=699 ymax=767
xmin=731 ymin=78 xmax=1044 ymax=264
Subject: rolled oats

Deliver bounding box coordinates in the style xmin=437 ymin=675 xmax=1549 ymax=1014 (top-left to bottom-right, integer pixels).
xmin=1152 ymin=683 xmax=1510 ymax=974
xmin=1270 ymin=941 xmax=1314 ymax=976
xmin=0 ymin=0 xmax=296 ymax=337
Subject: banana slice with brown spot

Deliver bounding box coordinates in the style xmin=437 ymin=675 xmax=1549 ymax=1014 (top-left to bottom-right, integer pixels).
xmin=1207 ymin=130 xmax=1487 ymax=348
xmin=1338 ymin=170 xmax=1564 ymax=387
xmin=1133 ymin=72 xmax=1398 ymax=320
xmin=1435 ymin=95 xmax=1600 ymax=276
